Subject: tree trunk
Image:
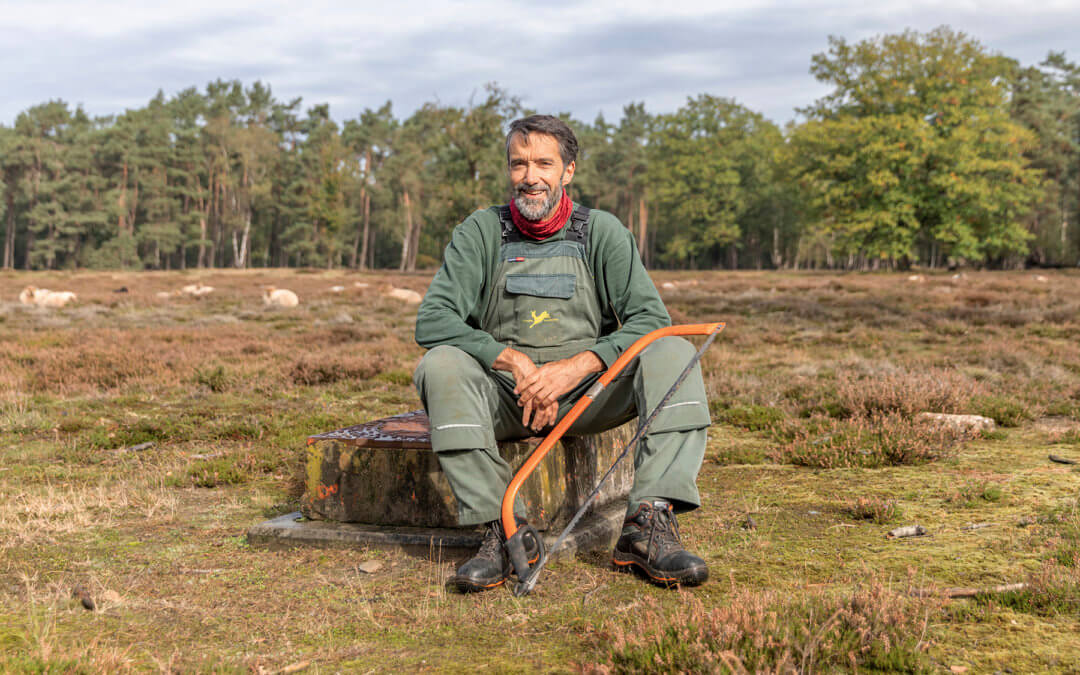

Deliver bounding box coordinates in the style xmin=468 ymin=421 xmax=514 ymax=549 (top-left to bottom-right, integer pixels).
xmin=350 ymin=186 xmax=367 ymax=269
xmin=118 ymin=161 xmax=128 ymax=235
xmin=771 ymin=226 xmax=783 ymax=269
xmin=198 ymin=214 xmax=208 ymax=268
xmin=3 ymin=187 xmax=14 ymax=269
xmin=638 ymin=197 xmax=649 ymax=267
xmin=727 ymin=243 xmax=738 ymax=270
xmin=400 ymin=190 xmax=413 ymax=272
xmin=232 ymin=212 xmax=251 ymax=268
xmin=360 ymin=189 xmax=371 ymax=271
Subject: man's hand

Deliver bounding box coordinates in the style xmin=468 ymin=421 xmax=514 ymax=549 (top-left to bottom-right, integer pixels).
xmin=515 ymin=351 xmax=604 ymax=430
xmin=492 ymin=347 xmax=538 ymax=385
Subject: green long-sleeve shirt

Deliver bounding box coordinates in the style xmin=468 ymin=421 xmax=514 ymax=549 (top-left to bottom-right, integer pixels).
xmin=415 ymin=204 xmax=671 ymax=369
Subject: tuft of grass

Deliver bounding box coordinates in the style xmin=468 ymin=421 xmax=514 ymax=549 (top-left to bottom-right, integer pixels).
xmin=585 ymin=578 xmax=938 ymax=673
xmin=194 ymin=365 xmax=230 ymax=392
xmin=847 ymin=497 xmax=902 ymax=524
xmin=971 ymin=394 xmax=1035 ymax=427
xmin=711 ymin=402 xmax=786 ymax=430
xmin=375 ymin=369 xmax=413 ymax=387
xmin=944 ymin=480 xmax=1005 ymax=508
xmin=184 ymin=457 xmax=248 ymax=488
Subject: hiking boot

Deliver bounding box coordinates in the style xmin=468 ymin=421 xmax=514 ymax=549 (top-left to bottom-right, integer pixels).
xmin=449 ymin=517 xmax=540 ymax=593
xmin=612 ymin=500 xmax=708 ymax=586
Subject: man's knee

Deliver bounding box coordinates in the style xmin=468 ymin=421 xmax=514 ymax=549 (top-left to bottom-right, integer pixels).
xmin=637 ymin=337 xmax=710 ymax=433
xmin=414 ymin=345 xmax=485 ymax=389
xmin=640 ymin=336 xmax=695 ymax=364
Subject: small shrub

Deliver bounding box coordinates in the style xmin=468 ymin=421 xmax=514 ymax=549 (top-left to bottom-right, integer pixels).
xmin=290 ymin=355 xmax=383 ymax=385
xmin=980 ymin=561 xmax=1080 ymax=616
xmin=712 ymin=403 xmax=786 ymax=430
xmin=186 ymin=457 xmax=247 ymax=487
xmin=585 ymin=578 xmax=938 ymax=673
xmin=709 ymin=445 xmax=767 ymax=465
xmin=836 ymin=368 xmax=976 ymax=419
xmin=972 ymin=394 xmax=1034 ymax=427
xmin=375 ymin=369 xmax=413 ymax=386
xmin=848 ymin=497 xmax=901 ymax=524
xmin=944 ymin=480 xmax=1005 ymax=508
xmin=194 ymin=365 xmax=230 ymax=392
xmin=773 ymin=413 xmax=968 ymax=468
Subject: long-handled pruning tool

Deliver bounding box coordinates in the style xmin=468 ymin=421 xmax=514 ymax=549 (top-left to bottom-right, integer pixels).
xmin=501 ymin=322 xmax=725 ymax=597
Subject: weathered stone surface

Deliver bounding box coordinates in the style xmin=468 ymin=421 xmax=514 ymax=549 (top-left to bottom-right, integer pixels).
xmin=915 ymin=412 xmax=995 ymax=433
xmin=303 ymin=410 xmax=635 ymax=531
xmin=247 ymin=505 xmax=625 ymax=561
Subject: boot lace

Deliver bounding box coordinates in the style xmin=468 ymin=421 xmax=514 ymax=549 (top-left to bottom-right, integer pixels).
xmin=477 ymin=521 xmax=506 ymax=562
xmin=646 ymin=506 xmax=683 ymax=562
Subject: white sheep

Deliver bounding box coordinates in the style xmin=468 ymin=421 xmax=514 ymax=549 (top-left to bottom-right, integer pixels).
xmin=384 ymin=286 xmax=422 ymax=304
xmin=180 ymin=283 xmax=214 ymax=297
xmin=19 ymin=286 xmax=76 ymax=308
xmin=38 ymin=290 xmax=77 ymax=308
xmin=330 ymin=285 xmax=346 ymax=293
xmin=263 ymin=286 xmax=300 ymax=307
xmin=18 ymin=286 xmax=45 ymax=305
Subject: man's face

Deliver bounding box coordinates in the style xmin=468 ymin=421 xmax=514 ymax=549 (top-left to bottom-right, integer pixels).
xmin=508 ymin=132 xmax=575 ymax=220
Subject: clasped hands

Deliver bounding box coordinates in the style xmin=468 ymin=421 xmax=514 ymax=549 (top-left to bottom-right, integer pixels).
xmin=493 ymin=347 xmax=604 ymax=432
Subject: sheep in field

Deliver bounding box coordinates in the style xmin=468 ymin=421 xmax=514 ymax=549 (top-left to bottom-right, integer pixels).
xmin=19 ymin=286 xmax=77 ymax=308
xmin=180 ymin=283 xmax=214 ymax=297
xmin=38 ymin=291 xmax=77 ymax=308
xmin=384 ymin=286 xmax=422 ymax=304
xmin=263 ymin=286 xmax=300 ymax=308
xmin=18 ymin=286 xmax=45 ymax=305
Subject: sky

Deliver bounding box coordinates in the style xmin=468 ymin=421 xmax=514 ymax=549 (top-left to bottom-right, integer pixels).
xmin=1 ymin=0 xmax=1078 ymax=128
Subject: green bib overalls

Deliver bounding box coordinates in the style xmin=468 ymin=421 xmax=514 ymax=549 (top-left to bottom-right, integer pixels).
xmin=414 ymin=205 xmax=711 ymax=526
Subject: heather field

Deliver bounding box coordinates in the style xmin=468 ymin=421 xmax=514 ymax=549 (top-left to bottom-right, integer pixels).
xmin=1 ymin=268 xmax=1079 ymax=673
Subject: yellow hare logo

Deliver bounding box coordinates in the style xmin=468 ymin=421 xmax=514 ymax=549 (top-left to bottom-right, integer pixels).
xmin=525 ymin=310 xmax=558 ymax=328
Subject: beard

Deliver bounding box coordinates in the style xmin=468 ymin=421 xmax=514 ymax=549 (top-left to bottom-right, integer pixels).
xmin=512 ymin=179 xmax=563 ymax=221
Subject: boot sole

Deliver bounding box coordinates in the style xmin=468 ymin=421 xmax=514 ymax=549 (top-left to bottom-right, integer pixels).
xmin=448 ymin=550 xmax=541 ymax=593
xmin=612 ymin=552 xmax=709 ymax=587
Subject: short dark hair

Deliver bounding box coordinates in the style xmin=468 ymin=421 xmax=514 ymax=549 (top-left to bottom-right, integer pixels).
xmin=505 ymin=115 xmax=578 ymax=168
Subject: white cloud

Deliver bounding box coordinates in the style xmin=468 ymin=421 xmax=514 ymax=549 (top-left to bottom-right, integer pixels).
xmin=0 ymin=0 xmax=1077 ymax=126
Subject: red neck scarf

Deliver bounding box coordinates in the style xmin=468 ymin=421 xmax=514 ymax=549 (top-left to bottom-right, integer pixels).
xmin=509 ymin=190 xmax=573 ymax=240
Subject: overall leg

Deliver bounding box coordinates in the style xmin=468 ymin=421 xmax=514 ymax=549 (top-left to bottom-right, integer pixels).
xmin=614 ymin=336 xmax=711 ymax=586
xmin=414 ymin=345 xmax=518 ymax=526
xmin=414 ymin=346 xmax=540 ymax=592
xmin=630 ymin=336 xmax=710 ymax=512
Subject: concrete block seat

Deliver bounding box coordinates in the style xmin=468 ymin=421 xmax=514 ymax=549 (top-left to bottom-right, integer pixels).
xmin=248 ymin=410 xmax=635 ymax=559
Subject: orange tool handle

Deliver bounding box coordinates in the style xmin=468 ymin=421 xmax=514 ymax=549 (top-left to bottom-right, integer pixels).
xmin=501 ymin=322 xmax=724 ymax=539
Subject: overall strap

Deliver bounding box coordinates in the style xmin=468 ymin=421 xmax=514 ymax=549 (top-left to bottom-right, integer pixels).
xmin=565 ymin=204 xmax=591 ymax=253
xmin=497 ymin=205 xmax=520 ymax=244
xmin=499 ymin=203 xmax=592 ymax=251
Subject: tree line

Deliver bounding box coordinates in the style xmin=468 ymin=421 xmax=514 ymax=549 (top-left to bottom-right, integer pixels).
xmin=1 ymin=27 xmax=1077 ymax=272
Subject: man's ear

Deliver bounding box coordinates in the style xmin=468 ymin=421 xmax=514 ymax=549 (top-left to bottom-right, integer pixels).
xmin=562 ymin=160 xmax=576 ymax=186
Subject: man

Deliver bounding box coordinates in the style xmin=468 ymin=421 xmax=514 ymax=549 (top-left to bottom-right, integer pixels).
xmin=413 ymin=115 xmax=712 ymax=593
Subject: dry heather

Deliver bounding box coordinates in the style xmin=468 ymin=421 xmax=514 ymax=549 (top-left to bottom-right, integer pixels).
xmin=1 ymin=268 xmax=1079 ymax=671
xmin=585 ymin=575 xmax=940 ymax=673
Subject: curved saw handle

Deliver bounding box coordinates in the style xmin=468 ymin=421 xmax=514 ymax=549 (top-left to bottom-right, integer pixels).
xmin=501 ymin=322 xmax=724 ymax=540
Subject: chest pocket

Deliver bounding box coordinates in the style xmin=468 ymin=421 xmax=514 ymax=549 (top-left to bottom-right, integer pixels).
xmin=505 ymin=273 xmax=576 ymax=300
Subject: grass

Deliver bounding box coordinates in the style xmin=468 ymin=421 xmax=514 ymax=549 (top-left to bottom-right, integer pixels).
xmin=1 ymin=268 xmax=1080 ymax=671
